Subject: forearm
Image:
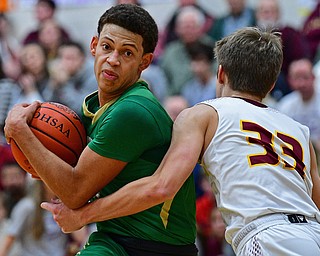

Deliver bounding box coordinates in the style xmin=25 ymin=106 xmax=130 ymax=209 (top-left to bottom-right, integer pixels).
xmin=80 ymin=175 xmax=169 ymax=225
xmin=13 ymin=126 xmax=78 ymax=204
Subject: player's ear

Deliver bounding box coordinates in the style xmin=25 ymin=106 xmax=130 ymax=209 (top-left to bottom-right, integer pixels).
xmin=217 ymin=64 xmax=225 ymax=85
xmin=90 ymin=36 xmax=98 ymax=56
xmin=268 ymin=82 xmax=276 ymax=94
xmin=139 ymin=53 xmax=153 ymax=72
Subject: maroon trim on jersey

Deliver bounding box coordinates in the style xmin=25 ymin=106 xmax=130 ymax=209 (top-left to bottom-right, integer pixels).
xmin=232 ymin=96 xmax=268 ymax=108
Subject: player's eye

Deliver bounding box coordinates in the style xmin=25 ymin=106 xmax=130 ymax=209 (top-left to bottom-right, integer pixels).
xmin=124 ymin=50 xmax=133 ymax=57
xmin=102 ymin=43 xmax=111 ymax=51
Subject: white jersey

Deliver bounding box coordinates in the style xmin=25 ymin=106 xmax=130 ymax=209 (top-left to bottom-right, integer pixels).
xmin=200 ymin=97 xmax=320 ymax=244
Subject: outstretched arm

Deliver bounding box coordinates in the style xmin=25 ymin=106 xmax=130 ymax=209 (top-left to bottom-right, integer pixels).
xmin=42 ymin=104 xmax=216 ymax=232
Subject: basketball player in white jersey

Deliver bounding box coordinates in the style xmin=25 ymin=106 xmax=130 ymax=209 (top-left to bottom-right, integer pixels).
xmin=42 ymin=27 xmax=320 ymax=255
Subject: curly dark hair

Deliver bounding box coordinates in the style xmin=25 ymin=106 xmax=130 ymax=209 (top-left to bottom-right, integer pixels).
xmin=97 ymin=4 xmax=158 ymax=54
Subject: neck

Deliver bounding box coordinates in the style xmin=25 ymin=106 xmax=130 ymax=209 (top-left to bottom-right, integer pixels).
xmin=230 ymin=92 xmax=263 ymax=102
xmin=98 ymin=81 xmax=138 ymax=107
xmin=99 ymin=92 xmax=121 ymax=107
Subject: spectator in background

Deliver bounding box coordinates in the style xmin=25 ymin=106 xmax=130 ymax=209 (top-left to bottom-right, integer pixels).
xmin=312 ymin=52 xmax=320 ymax=88
xmin=256 ymin=0 xmax=311 ymax=101
xmin=194 ymin=169 xmax=215 ymax=256
xmin=0 ymin=191 xmax=21 ymax=256
xmin=0 ymin=161 xmax=27 ymax=219
xmin=17 ymin=42 xmax=52 ymax=103
xmin=22 ymin=0 xmax=71 ymax=46
xmin=276 ymin=58 xmax=320 ymax=161
xmin=182 ymin=41 xmax=216 ymax=106
xmin=38 ymin=18 xmax=69 ymax=62
xmin=206 ymin=208 xmax=235 ymax=256
xmin=0 ymin=57 xmax=21 ymax=136
xmin=0 ymin=144 xmax=14 ymax=191
xmin=0 ymin=58 xmax=19 ymax=191
xmin=302 ymin=1 xmax=320 ymax=63
xmin=0 ymin=180 xmax=72 ymax=256
xmin=66 ymin=227 xmax=90 ymax=256
xmin=141 ymin=64 xmax=168 ymax=104
xmin=0 ymin=192 xmax=8 ymax=236
xmin=207 ymin=0 xmax=256 ymax=42
xmin=0 ymin=192 xmax=6 ymax=224
xmin=160 ymin=5 xmax=214 ymax=95
xmin=157 ymin=0 xmax=214 ymax=58
xmin=0 ymin=13 xmax=21 ymax=80
xmin=163 ymin=95 xmax=189 ymax=121
xmin=47 ymin=41 xmax=97 ymax=115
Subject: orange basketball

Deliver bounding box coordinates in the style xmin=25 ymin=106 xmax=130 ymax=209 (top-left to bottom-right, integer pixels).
xmin=10 ymin=102 xmax=87 ymax=179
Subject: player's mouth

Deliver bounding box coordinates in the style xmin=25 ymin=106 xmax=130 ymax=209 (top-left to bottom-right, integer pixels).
xmin=102 ymin=69 xmax=118 ymax=80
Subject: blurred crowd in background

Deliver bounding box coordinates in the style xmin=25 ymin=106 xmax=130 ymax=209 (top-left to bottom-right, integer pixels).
xmin=1 ymin=0 xmax=320 ymax=255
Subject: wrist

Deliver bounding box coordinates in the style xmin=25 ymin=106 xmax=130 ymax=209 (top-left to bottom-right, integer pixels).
xmin=79 ymin=201 xmax=96 ymax=226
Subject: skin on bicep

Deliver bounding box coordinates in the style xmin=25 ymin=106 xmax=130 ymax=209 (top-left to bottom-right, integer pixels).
xmin=310 ymin=141 xmax=320 ymax=209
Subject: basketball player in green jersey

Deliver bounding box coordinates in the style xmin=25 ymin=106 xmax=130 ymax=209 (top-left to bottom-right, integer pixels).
xmin=4 ymin=4 xmax=197 ymax=255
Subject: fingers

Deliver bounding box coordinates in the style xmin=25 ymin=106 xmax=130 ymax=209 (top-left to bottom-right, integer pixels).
xmin=29 ymin=100 xmax=42 ymax=110
xmin=41 ymin=202 xmax=58 ymax=214
xmin=12 ymin=102 xmax=34 ymax=108
xmin=41 ymin=202 xmax=73 ymax=234
xmin=4 ymin=101 xmax=42 ymax=142
xmin=11 ymin=101 xmax=41 ymax=112
xmin=25 ymin=101 xmax=42 ymax=118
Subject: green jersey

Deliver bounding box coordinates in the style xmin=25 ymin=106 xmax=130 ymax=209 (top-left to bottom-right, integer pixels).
xmin=81 ymin=81 xmax=196 ymax=249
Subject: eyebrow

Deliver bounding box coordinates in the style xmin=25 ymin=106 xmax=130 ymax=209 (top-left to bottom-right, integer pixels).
xmin=102 ymin=36 xmax=139 ymax=52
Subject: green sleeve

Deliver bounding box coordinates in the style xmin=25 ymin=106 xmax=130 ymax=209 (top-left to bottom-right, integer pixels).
xmin=88 ymin=99 xmax=163 ymax=162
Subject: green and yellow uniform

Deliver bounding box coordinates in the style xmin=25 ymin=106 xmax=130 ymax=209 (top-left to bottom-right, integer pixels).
xmin=78 ymin=81 xmax=197 ymax=256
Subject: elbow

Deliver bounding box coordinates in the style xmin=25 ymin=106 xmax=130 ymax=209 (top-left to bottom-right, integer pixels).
xmin=63 ymin=201 xmax=84 ymax=210
xmin=60 ymin=199 xmax=82 ymax=210
xmin=155 ymin=186 xmax=176 ymax=201
xmin=146 ymin=178 xmax=177 ymax=204
xmin=60 ymin=192 xmax=90 ymax=210
xmin=64 ymin=199 xmax=88 ymax=210
xmin=59 ymin=169 xmax=93 ymax=210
